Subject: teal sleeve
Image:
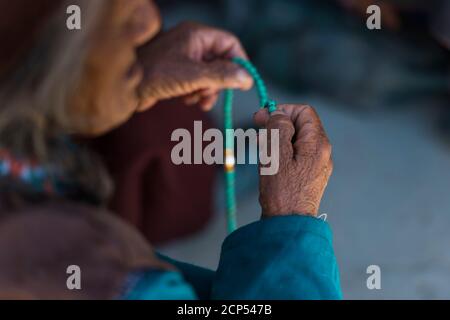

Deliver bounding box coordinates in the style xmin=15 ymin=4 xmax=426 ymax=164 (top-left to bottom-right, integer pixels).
xmin=157 ymin=254 xmax=215 ymax=300
xmin=211 ymin=215 xmax=342 ymax=300
xmin=120 ymin=270 xmax=198 ymax=300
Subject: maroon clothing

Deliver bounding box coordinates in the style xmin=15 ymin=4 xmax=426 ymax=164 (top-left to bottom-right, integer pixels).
xmin=89 ymin=99 xmax=217 ymax=244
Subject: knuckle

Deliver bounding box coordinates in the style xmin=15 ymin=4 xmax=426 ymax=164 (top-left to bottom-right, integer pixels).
xmin=228 ymin=33 xmax=241 ymax=45
xmin=300 ymin=104 xmax=315 ymax=114
xmin=320 ymin=140 xmax=332 ymax=158
xmin=220 ymin=29 xmax=236 ymax=39
xmin=300 ymin=105 xmax=321 ymax=122
xmin=327 ymin=157 xmax=334 ymax=174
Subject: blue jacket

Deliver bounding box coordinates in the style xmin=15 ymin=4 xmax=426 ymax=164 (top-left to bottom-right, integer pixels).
xmin=121 ymin=215 xmax=342 ymax=300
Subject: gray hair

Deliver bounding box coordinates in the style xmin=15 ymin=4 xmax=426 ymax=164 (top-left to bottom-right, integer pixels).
xmin=0 ymin=0 xmax=113 ymax=205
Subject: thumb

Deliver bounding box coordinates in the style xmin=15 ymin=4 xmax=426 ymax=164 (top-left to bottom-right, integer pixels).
xmin=265 ymin=111 xmax=295 ymax=162
xmin=201 ymin=60 xmax=254 ymax=91
xmin=253 ymin=108 xmax=270 ymax=128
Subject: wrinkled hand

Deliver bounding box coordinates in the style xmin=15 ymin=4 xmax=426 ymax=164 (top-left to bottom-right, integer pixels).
xmin=137 ymin=22 xmax=253 ymax=111
xmin=254 ymin=105 xmax=333 ymax=217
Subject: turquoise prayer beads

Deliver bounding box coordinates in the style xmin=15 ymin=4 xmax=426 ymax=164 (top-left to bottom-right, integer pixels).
xmin=223 ymin=57 xmax=277 ymax=234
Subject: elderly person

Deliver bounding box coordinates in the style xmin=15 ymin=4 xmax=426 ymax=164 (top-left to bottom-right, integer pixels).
xmin=0 ymin=0 xmax=341 ymax=299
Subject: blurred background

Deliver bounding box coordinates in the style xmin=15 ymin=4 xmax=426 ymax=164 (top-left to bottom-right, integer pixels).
xmin=155 ymin=0 xmax=450 ymax=299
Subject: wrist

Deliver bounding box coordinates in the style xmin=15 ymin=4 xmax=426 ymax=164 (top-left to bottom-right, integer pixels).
xmin=260 ymin=200 xmax=319 ymax=219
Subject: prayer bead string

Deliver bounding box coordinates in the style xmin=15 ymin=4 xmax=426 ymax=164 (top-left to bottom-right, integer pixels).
xmin=223 ymin=57 xmax=276 ymax=233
